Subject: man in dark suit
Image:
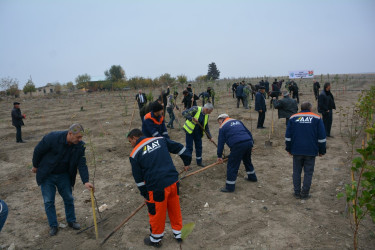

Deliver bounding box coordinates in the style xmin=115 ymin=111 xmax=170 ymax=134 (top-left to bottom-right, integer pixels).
xmin=255 ymin=87 xmax=267 ymax=129
xmin=136 ymin=89 xmax=147 ymax=109
xmin=11 ymin=101 xmax=26 ymax=143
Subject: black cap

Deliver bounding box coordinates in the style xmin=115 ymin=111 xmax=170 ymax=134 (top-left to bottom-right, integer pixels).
xmin=152 ymin=102 xmax=164 ymax=113
xmin=13 ymin=102 xmax=20 ymax=105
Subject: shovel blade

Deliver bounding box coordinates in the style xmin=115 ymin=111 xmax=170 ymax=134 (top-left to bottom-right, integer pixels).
xmin=265 ymin=140 xmax=273 ymax=147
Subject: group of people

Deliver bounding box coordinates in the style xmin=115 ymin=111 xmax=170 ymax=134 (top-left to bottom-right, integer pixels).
xmin=4 ymin=80 xmax=334 ymax=248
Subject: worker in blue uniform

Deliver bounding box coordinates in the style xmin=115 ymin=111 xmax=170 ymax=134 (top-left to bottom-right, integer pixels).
xmin=216 ymin=114 xmax=257 ymax=192
xmin=142 ymin=102 xmax=169 ymax=139
xmin=285 ymin=102 xmax=326 ymax=199
xmin=128 ymin=129 xmax=191 ymax=247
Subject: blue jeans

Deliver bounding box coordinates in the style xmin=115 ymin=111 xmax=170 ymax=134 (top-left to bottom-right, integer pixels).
xmin=186 ymin=128 xmax=203 ymax=164
xmin=293 ymin=155 xmax=316 ymax=194
xmin=226 ymin=141 xmax=256 ymax=191
xmin=0 ymin=200 xmax=8 ymax=232
xmin=40 ymin=173 xmax=76 ymax=227
xmin=167 ymin=107 xmax=175 ymax=128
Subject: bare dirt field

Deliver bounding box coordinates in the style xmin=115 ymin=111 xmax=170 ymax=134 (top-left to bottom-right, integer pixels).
xmin=0 ymin=78 xmax=374 ymax=249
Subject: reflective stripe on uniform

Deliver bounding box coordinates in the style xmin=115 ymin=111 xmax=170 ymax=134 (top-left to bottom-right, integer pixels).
xmin=226 ymin=180 xmax=236 ymax=185
xmin=285 ymin=138 xmax=291 ymax=141
xmin=247 ymin=170 xmax=255 ymax=175
xmin=172 ymin=229 xmax=181 ymax=239
xmin=318 ymin=139 xmax=326 ymax=143
xmin=150 ymin=232 xmax=165 ymax=242
xmin=152 ymin=132 xmax=159 ymax=136
xmin=130 ymin=137 xmax=163 ymax=158
xmin=162 ymin=132 xmax=168 ymax=135
xmin=136 ymin=182 xmax=145 ymax=187
xmin=177 ymin=147 xmax=186 ymax=155
xmin=196 ymin=157 xmax=202 ymax=160
xmin=220 ymin=118 xmax=235 ymax=129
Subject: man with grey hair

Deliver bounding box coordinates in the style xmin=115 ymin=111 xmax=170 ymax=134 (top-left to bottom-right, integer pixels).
xmin=286 ymin=102 xmax=326 ymax=199
xmin=32 ymin=124 xmax=94 ymax=236
xmin=182 ymin=103 xmax=214 ymax=167
xmin=273 ymin=91 xmax=298 ymax=125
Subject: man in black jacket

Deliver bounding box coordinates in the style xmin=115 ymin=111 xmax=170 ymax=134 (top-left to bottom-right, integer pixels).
xmin=135 ymin=89 xmax=147 ymax=109
xmin=181 ymin=90 xmax=198 ymax=109
xmin=318 ymin=82 xmax=336 ymax=137
xmin=273 ymin=92 xmax=298 ymax=125
xmin=32 ymin=124 xmax=94 ymax=236
xmin=11 ymin=102 xmax=25 ymax=143
xmin=313 ymin=81 xmax=320 ymax=100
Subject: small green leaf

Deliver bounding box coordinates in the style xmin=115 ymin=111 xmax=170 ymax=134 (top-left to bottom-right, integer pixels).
xmin=181 ymin=222 xmax=195 ymax=240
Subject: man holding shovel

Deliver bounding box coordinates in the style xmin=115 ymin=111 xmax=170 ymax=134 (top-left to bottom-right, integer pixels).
xmin=216 ymin=114 xmax=257 ymax=192
xmin=32 ymin=124 xmax=94 ymax=236
xmin=128 ymin=129 xmax=191 ymax=247
xmin=182 ymin=103 xmax=214 ymax=167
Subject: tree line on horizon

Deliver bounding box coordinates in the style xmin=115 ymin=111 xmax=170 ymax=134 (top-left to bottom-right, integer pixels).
xmin=0 ymin=62 xmax=221 ymax=96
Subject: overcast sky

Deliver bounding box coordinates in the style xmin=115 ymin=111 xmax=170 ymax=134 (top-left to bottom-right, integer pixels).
xmin=1 ymin=0 xmax=374 ymax=88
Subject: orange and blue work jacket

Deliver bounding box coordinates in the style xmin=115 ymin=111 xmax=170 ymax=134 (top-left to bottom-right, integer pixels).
xmin=285 ymin=110 xmax=326 ymax=156
xmin=142 ymin=111 xmax=169 ymax=139
xmin=129 ymin=136 xmax=191 ymax=196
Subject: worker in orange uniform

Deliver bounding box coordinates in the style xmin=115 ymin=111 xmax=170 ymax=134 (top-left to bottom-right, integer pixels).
xmin=127 ymin=128 xmax=191 ymax=247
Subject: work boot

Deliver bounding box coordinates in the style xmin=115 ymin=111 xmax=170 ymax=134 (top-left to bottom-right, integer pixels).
xmin=220 ymin=187 xmax=234 ymax=193
xmin=301 ymin=192 xmax=311 ymax=200
xmin=244 ymin=176 xmax=257 ymax=182
xmin=68 ymin=222 xmax=81 ymax=230
xmin=293 ymin=193 xmax=301 ymax=199
xmin=49 ymin=226 xmax=58 ymax=236
xmin=175 ymin=238 xmax=182 ymax=243
xmin=144 ymin=237 xmax=162 ymax=248
xmin=197 ymin=163 xmax=205 ymax=168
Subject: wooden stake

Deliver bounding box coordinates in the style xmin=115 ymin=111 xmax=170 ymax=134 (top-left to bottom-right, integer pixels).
xmin=128 ymin=100 xmax=137 ymax=131
xmin=90 ymin=189 xmax=99 ymax=240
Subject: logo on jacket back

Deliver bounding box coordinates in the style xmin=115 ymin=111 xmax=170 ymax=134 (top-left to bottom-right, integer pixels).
xmin=230 ymin=121 xmax=241 ymax=126
xmin=142 ymin=140 xmax=161 ymax=155
xmin=295 ymin=116 xmax=312 ymax=123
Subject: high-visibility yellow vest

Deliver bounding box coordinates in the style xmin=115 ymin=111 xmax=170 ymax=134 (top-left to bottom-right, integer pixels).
xmin=183 ymin=106 xmax=208 ymax=137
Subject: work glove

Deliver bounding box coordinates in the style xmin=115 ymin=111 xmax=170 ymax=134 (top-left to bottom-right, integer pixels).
xmin=22 ymin=114 xmax=26 ymax=119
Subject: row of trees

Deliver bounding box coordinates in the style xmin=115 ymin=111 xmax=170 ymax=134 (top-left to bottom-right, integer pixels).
xmin=75 ymin=62 xmax=220 ymax=91
xmin=0 ymin=62 xmax=221 ymax=96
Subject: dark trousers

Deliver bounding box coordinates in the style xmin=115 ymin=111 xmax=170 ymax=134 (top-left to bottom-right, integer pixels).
xmin=257 ymin=111 xmax=265 ymax=128
xmin=236 ymin=97 xmax=244 ymax=108
xmin=15 ymin=125 xmax=22 ymax=142
xmin=322 ymin=110 xmax=333 ymax=136
xmin=293 ymin=92 xmax=299 ymax=103
xmin=167 ymin=107 xmax=175 ymax=128
xmin=0 ymin=200 xmax=8 ymax=232
xmin=226 ymin=141 xmax=256 ymax=191
xmin=185 ymin=128 xmax=203 ymax=164
xmin=40 ymin=173 xmax=76 ymax=227
xmin=314 ymin=90 xmax=319 ymax=100
xmin=285 ymin=118 xmax=290 ymax=126
xmin=293 ymin=155 xmax=316 ymax=194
